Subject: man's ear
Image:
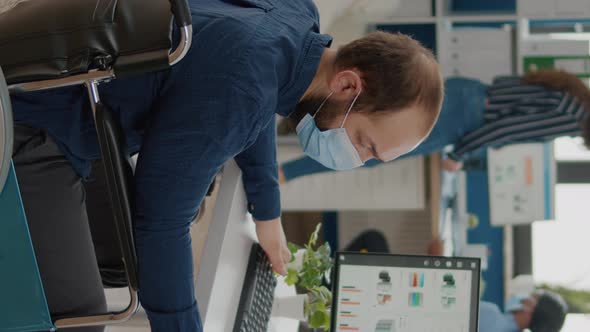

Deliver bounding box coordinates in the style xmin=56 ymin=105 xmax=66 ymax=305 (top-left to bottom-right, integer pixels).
xmin=329 ymin=69 xmax=362 ymax=100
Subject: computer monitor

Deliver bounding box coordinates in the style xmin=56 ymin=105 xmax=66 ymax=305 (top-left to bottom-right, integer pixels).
xmin=331 ymin=252 xmax=481 ymax=332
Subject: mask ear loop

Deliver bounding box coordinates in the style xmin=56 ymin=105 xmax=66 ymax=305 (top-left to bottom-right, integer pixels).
xmin=340 ymin=89 xmax=362 ymax=128
xmin=312 ymin=91 xmax=334 ymax=119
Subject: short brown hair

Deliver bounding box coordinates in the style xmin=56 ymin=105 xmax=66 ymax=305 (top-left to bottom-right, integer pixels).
xmin=334 ymin=31 xmax=444 ymax=127
xmin=522 ymin=69 xmax=590 ymax=148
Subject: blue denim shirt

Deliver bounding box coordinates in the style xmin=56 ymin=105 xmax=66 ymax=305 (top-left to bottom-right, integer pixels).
xmin=11 ymin=0 xmax=332 ymax=330
xmin=12 ymin=0 xmax=332 ymax=221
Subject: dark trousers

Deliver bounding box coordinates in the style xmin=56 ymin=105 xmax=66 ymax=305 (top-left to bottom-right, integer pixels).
xmin=13 ymin=125 xmax=111 ymax=332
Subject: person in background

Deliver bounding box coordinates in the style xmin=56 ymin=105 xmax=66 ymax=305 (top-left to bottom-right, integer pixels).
xmin=343 ymin=231 xmax=567 ymax=332
xmin=478 ymin=291 xmax=567 ymax=332
xmin=279 ymin=70 xmax=590 ymax=183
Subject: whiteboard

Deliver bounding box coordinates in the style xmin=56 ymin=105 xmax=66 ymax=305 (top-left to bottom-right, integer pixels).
xmin=487 ymin=143 xmax=556 ymax=226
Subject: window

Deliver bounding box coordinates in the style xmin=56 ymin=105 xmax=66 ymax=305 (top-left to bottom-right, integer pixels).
xmin=554 ymin=137 xmax=590 ymax=161
xmin=531 ymin=137 xmax=590 ymax=329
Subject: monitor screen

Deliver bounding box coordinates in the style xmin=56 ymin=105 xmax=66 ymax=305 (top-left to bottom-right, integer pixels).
xmin=331 ymin=253 xmax=481 ymax=332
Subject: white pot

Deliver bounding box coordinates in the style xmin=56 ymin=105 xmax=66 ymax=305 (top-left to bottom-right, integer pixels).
xmin=271 ymin=294 xmax=307 ymax=321
xmin=285 ymin=249 xmax=306 ymax=272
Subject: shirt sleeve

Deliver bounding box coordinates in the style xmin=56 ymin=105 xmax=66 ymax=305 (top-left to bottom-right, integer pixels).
xmin=449 ymin=93 xmax=583 ymax=161
xmin=235 ymin=118 xmax=281 ymax=221
xmin=132 ymin=77 xmax=265 ymax=329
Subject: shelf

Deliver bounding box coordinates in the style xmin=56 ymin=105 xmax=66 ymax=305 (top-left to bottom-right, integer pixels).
xmin=369 ymin=16 xmax=437 ymax=25
xmin=520 ymin=14 xmax=590 ymax=22
xmin=370 ymin=15 xmax=519 ymax=25
xmin=368 ymin=15 xmax=589 ymax=26
xmin=444 ymin=14 xmax=518 ymax=23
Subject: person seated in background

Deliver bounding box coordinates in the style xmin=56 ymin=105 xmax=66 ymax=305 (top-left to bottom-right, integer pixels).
xmin=278 ymin=70 xmax=590 ymax=183
xmin=478 ymin=291 xmax=567 ymax=332
xmin=343 ymin=230 xmax=568 ymax=332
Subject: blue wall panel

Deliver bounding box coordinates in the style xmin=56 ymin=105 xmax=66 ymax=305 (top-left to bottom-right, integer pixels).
xmin=376 ymin=24 xmax=438 ymax=56
xmin=451 ymin=0 xmax=516 ymax=13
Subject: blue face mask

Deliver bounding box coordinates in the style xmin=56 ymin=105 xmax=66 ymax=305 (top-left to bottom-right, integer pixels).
xmin=296 ymin=90 xmax=364 ymax=171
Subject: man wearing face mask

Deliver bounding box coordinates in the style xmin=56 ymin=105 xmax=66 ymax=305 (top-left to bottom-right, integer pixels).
xmin=10 ymin=0 xmax=443 ymax=331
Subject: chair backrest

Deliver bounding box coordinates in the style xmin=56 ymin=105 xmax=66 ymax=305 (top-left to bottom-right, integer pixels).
xmin=0 ymin=66 xmax=11 ymax=193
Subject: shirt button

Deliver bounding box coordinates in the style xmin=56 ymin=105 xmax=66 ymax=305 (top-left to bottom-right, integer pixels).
xmin=249 ymin=204 xmax=255 ymax=211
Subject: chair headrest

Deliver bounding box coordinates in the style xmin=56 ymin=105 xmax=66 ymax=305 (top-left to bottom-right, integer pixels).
xmin=0 ymin=67 xmax=12 ymax=192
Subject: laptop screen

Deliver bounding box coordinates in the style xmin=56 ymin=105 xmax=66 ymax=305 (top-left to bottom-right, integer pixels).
xmin=331 ymin=253 xmax=481 ymax=332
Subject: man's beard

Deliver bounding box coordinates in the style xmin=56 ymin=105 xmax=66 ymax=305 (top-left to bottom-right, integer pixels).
xmin=291 ymin=95 xmax=341 ymax=131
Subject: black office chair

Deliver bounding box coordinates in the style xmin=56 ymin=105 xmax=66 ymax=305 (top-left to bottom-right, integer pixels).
xmin=0 ymin=0 xmax=192 ymax=329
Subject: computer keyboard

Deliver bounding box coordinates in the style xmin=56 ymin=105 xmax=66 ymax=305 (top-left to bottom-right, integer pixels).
xmin=233 ymin=243 xmax=277 ymax=332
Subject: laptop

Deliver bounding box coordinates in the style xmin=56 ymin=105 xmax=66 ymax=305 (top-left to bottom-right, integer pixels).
xmin=331 ymin=252 xmax=481 ymax=332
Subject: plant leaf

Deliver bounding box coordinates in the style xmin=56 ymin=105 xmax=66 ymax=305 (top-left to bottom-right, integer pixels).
xmin=318 ymin=242 xmax=331 ymax=257
xmin=285 ymin=269 xmax=299 ymax=286
xmin=309 ymin=311 xmax=326 ymax=328
xmin=288 ymin=222 xmax=336 ymax=331
xmin=312 ymin=286 xmax=332 ymax=304
xmin=287 ymin=242 xmax=300 ymax=258
xmin=308 ymin=223 xmax=322 ymax=248
xmin=324 ymin=309 xmax=332 ymax=329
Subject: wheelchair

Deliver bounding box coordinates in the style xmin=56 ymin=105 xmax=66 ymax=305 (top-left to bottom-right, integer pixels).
xmin=0 ymin=0 xmax=192 ymax=330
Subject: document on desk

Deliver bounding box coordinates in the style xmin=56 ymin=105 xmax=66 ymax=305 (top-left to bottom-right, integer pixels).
xmin=279 ymin=156 xmax=425 ymax=211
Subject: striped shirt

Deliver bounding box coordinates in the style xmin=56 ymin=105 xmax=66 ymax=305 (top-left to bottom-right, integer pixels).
xmin=448 ymin=76 xmax=587 ymax=160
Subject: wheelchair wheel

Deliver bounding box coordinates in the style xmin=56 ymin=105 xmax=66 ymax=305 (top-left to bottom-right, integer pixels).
xmin=0 ymin=66 xmax=13 ymax=192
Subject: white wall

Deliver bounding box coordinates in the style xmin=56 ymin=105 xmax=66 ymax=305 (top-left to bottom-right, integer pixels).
xmin=313 ymin=0 xmax=408 ymax=46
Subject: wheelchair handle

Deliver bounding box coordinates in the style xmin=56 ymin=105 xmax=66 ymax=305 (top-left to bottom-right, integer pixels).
xmin=168 ymin=0 xmax=193 ymax=66
xmin=170 ymin=0 xmax=192 ymax=28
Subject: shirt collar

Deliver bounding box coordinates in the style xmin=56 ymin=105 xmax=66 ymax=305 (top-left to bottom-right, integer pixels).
xmin=276 ymin=31 xmax=332 ymax=117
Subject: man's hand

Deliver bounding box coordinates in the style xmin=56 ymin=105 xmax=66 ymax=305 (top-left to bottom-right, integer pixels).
xmin=278 ymin=166 xmax=286 ymax=184
xmin=427 ymin=237 xmax=445 ymax=256
xmin=255 ymin=217 xmax=292 ymax=275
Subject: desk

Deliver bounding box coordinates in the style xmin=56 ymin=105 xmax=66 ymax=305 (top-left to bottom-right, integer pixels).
xmin=429 ymin=153 xmax=441 ymax=238
xmin=195 ymin=160 xmax=299 ymax=332
xmin=430 ymin=153 xmax=474 ymax=257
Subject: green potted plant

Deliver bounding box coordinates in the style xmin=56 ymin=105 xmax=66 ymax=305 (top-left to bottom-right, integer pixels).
xmin=280 ymin=223 xmax=334 ymax=331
